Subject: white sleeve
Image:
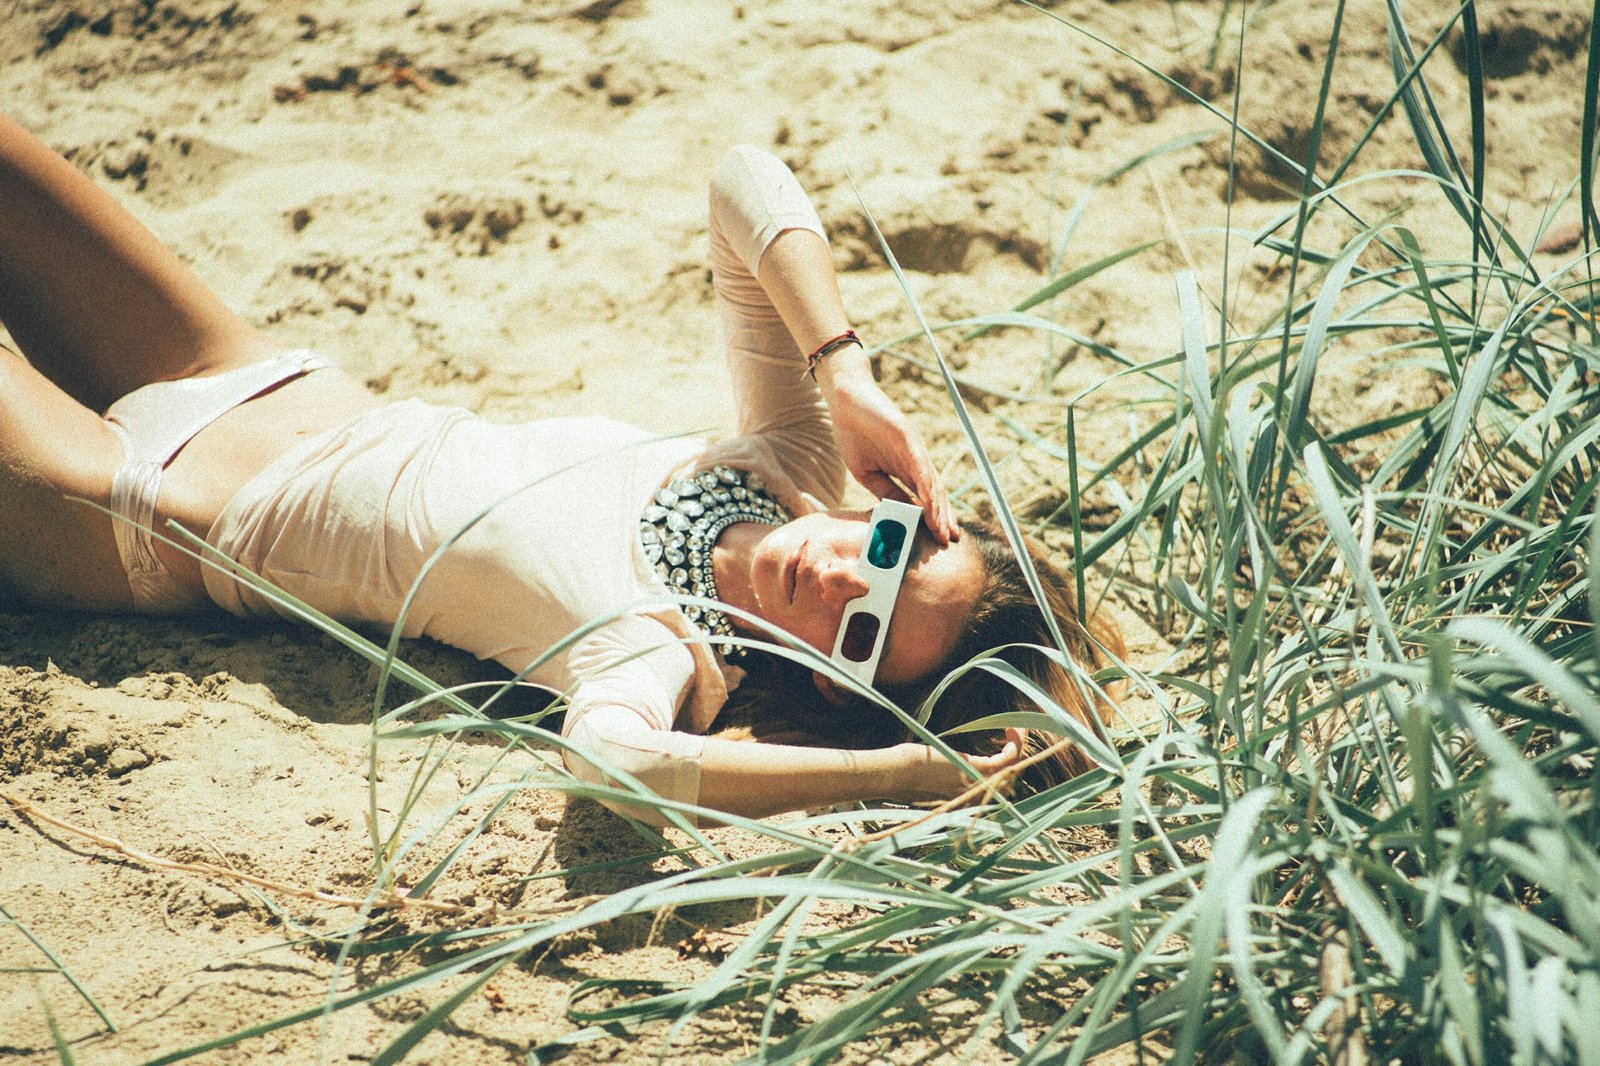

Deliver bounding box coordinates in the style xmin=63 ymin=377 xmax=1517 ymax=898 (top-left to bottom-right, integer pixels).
xmin=560 ymin=613 xmax=707 ymax=825
xmin=707 ymin=145 xmax=846 ymax=508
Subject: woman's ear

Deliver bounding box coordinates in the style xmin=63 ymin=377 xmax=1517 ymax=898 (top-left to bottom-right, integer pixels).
xmin=1001 ymin=726 xmax=1028 ymax=763
xmin=811 ymin=671 xmax=853 ymax=706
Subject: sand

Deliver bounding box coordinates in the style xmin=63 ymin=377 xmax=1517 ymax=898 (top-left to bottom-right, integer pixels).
xmin=0 ymin=0 xmax=1588 ymax=1061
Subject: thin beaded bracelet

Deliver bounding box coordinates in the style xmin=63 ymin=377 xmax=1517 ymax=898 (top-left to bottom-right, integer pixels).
xmin=803 ymin=329 xmax=863 ymax=380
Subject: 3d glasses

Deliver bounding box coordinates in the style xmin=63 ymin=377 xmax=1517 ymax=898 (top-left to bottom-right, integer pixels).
xmin=828 ymin=498 xmax=922 ymax=685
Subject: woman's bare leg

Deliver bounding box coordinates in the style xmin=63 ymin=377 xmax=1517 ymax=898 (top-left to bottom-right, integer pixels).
xmin=0 ymin=112 xmax=274 ymax=412
xmin=0 ymin=349 xmax=132 ymax=610
xmin=0 ymin=112 xmax=286 ymax=610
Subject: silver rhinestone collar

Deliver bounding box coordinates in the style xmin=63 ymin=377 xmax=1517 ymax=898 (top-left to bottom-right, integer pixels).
xmin=639 ymin=465 xmax=789 ymax=658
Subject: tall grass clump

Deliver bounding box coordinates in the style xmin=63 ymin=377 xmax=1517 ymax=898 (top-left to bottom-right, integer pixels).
xmin=127 ymin=2 xmax=1600 ymax=1063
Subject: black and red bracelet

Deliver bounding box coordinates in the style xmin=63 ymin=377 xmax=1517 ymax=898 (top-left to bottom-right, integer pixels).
xmin=803 ymin=329 xmax=863 ymax=380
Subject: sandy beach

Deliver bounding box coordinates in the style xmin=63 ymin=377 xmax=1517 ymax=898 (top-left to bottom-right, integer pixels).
xmin=1 ymin=0 xmax=1589 ymax=1061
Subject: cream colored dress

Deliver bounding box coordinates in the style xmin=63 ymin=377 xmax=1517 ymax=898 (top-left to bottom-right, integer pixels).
xmin=203 ymin=146 xmax=846 ymax=814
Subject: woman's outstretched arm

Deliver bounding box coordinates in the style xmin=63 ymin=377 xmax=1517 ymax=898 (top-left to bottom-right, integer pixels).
xmin=694 ymin=731 xmax=1022 ymax=821
xmin=0 ymin=112 xmax=268 ymax=410
xmin=566 ymin=699 xmax=1023 ymax=824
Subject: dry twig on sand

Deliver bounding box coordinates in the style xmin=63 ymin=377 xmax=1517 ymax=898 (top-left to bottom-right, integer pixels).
xmin=0 ymin=789 xmax=595 ymax=920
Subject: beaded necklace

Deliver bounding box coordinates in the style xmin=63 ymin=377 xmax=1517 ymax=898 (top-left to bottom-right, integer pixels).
xmin=638 ymin=465 xmax=789 ymax=657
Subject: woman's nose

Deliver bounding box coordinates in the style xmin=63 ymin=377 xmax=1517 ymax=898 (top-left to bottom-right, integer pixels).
xmin=817 ymin=557 xmax=870 ymax=608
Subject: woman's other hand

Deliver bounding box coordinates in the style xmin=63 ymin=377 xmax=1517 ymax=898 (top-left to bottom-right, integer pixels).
xmin=891 ymin=727 xmax=1027 ymax=805
xmin=820 ymin=360 xmax=959 ymax=544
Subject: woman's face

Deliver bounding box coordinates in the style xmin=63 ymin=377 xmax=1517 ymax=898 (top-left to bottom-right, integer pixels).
xmin=742 ymin=509 xmax=983 ymax=687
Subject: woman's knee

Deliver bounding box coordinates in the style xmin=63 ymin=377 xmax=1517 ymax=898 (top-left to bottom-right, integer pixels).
xmin=0 ymin=350 xmax=120 ymax=498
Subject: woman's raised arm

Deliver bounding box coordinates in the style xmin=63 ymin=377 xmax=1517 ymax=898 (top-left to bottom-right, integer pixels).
xmin=756 ymin=229 xmax=959 ymax=545
xmin=707 ymin=144 xmax=957 ymax=544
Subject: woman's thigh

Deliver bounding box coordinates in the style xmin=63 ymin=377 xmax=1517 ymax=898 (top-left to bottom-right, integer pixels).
xmin=0 ymin=350 xmax=133 ymax=611
xmin=0 ymin=112 xmax=265 ymax=412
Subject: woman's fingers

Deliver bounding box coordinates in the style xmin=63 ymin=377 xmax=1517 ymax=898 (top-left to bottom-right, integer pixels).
xmin=856 ymin=469 xmax=911 ymax=504
xmin=864 ymin=451 xmax=947 ymax=544
xmin=856 ymin=459 xmax=957 ymax=545
xmin=910 ymin=453 xmax=959 ymax=544
xmin=966 ymin=743 xmax=1019 ymax=776
xmin=901 ymin=435 xmax=959 ymax=545
xmin=964 ymin=728 xmax=1028 ymax=779
xmin=877 ymin=431 xmax=958 ymax=545
xmin=891 ymin=444 xmax=935 ymax=528
xmin=827 ymin=375 xmax=963 ymax=542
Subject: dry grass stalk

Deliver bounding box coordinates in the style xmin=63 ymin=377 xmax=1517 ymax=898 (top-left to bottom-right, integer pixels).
xmin=1320 ymin=926 xmax=1367 ymax=1066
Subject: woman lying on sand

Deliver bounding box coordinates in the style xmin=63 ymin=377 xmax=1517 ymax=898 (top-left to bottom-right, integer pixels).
xmin=0 ymin=113 xmax=1122 ymax=823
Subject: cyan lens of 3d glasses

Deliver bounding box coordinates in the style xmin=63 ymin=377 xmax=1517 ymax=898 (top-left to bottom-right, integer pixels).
xmin=865 ymin=518 xmax=908 ymax=570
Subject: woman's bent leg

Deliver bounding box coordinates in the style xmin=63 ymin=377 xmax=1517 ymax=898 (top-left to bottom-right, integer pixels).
xmin=0 ymin=113 xmax=271 ymax=412
xmin=0 ymin=351 xmax=132 ymax=611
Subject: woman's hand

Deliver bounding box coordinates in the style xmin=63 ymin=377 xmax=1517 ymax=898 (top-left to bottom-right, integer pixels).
xmin=820 ymin=359 xmax=959 ymax=544
xmin=890 ymin=728 xmax=1028 ymax=804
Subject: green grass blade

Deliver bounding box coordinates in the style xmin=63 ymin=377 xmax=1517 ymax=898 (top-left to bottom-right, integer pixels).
xmin=1581 ymin=0 xmax=1600 ymax=253
xmin=370 ymin=956 xmax=515 ymax=1066
xmin=0 ymin=903 xmax=116 ymax=1034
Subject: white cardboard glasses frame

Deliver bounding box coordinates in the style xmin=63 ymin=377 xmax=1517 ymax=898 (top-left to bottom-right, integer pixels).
xmin=828 ymin=498 xmax=923 ymax=686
